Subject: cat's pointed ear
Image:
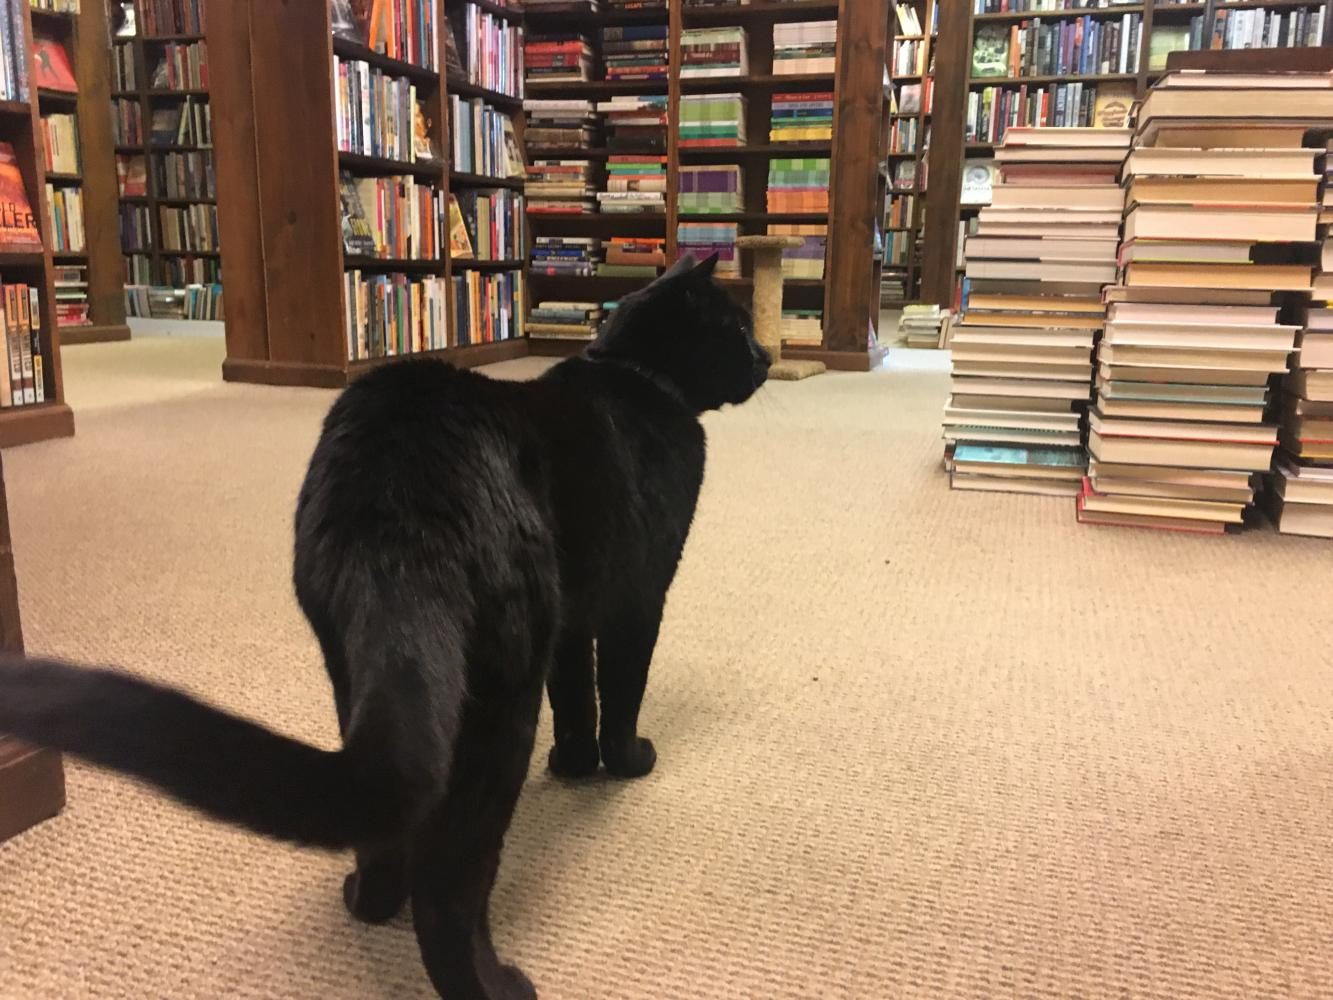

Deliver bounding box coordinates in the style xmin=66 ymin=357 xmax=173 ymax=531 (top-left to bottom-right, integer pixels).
xmin=658 ymin=254 xmax=697 ymax=282
xmin=693 ymin=253 xmax=719 ymax=278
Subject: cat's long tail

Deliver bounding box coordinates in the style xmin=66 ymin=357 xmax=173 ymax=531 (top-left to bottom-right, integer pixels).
xmin=0 ymin=655 xmax=422 ymax=850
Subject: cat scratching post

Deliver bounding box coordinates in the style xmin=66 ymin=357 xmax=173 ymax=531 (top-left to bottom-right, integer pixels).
xmin=735 ymin=235 xmax=826 ymax=381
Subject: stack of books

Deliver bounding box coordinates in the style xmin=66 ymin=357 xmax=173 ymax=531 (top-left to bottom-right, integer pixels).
xmin=598 ymin=237 xmax=665 ymax=278
xmin=521 ymin=99 xmax=596 ymax=155
xmin=598 ymin=95 xmax=668 ymax=152
xmin=898 ymin=304 xmax=948 ymax=349
xmin=54 ymin=264 xmax=89 ymax=328
xmin=602 ymin=23 xmax=668 ymax=83
xmin=678 ymin=164 xmax=742 ymax=215
xmin=944 ymin=125 xmax=1132 ymax=498
xmin=770 ymin=92 xmax=833 ymax=144
xmin=772 ymin=20 xmax=836 ymax=76
xmin=676 ymin=222 xmax=740 ymax=276
xmin=531 ymin=236 xmax=600 ymax=277
xmin=769 ymin=223 xmax=825 ymax=280
xmin=598 ymin=155 xmax=666 ymax=214
xmin=680 ymin=27 xmax=748 ymax=78
xmin=528 ymin=300 xmax=603 ymax=341
xmin=781 ymin=309 xmax=823 ymax=346
xmin=1270 ymin=139 xmax=1333 ymax=539
xmin=1079 ymin=71 xmax=1333 ymax=534
xmin=525 ymin=33 xmax=594 ymax=84
xmin=525 ymin=159 xmax=595 ymax=214
xmin=766 ymin=157 xmax=830 ymax=214
xmin=679 ymin=94 xmax=746 ymax=148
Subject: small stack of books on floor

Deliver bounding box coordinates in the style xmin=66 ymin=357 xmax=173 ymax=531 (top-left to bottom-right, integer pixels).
xmin=770 ymin=224 xmax=826 ymax=280
xmin=680 ymin=94 xmax=746 ymax=148
xmin=526 ymin=160 xmax=595 ymax=213
xmin=898 ymin=304 xmax=948 ymax=349
xmin=773 ymin=20 xmax=836 ymax=75
xmin=770 ymin=92 xmax=833 ymax=144
xmin=678 ymin=164 xmax=742 ymax=215
xmin=528 ymin=301 xmax=603 ymax=341
xmin=598 ymin=155 xmax=666 ymax=214
xmin=680 ymin=27 xmax=748 ymax=78
xmin=781 ymin=309 xmax=823 ymax=346
xmin=767 ymin=157 xmax=830 ymax=214
xmin=54 ymin=265 xmax=89 ymax=327
xmin=599 ymin=95 xmax=668 ymax=152
xmin=1079 ymin=71 xmax=1333 ymax=534
xmin=598 ymin=237 xmax=664 ymax=278
xmin=525 ymin=33 xmax=593 ymax=84
xmin=1270 ymin=144 xmax=1333 ymax=538
xmin=602 ymin=23 xmax=668 ymax=83
xmin=677 ymin=222 xmax=740 ymax=276
xmin=531 ymin=236 xmax=599 ymax=277
xmin=944 ymin=125 xmax=1132 ymax=497
xmin=522 ymin=99 xmax=597 ymax=153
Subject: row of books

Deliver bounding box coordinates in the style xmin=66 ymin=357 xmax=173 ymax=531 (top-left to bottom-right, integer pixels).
xmin=893 ymin=38 xmax=925 ymax=78
xmin=680 ymin=93 xmax=746 ymax=147
xmin=887 ymin=193 xmax=916 ymax=229
xmin=0 ymin=284 xmax=46 ymax=407
xmin=454 ymin=269 xmax=522 ymax=346
xmin=155 ymin=151 xmax=214 ymax=200
xmin=899 ymin=79 xmax=933 ymax=116
xmin=120 ymin=203 xmax=151 ymax=251
xmin=681 ymin=27 xmax=748 ymax=78
xmin=523 ymin=95 xmax=671 ymax=154
xmin=54 ymin=263 xmax=89 ymax=328
xmin=344 ymin=271 xmax=449 ymax=361
xmin=112 ymin=41 xmax=137 ymax=91
xmin=773 ymin=20 xmax=835 ymax=75
xmin=601 ymin=155 xmax=665 ymax=214
xmin=125 ymin=284 xmax=224 ymax=321
xmin=772 ymin=92 xmax=832 ymax=143
xmin=41 ymin=113 xmax=79 ymax=175
xmin=112 ymin=98 xmax=142 ymax=146
xmin=30 ymin=0 xmax=81 ymax=11
xmin=972 ymin=13 xmax=1142 ymax=79
xmin=679 ymin=164 xmax=740 ymax=215
xmin=528 ymin=300 xmax=602 ymax=341
xmin=1210 ymin=7 xmax=1326 ymax=51
xmin=0 ymin=0 xmax=30 ymax=101
xmin=138 ymin=0 xmax=205 ymax=35
xmin=944 ymin=126 xmax=1130 ymax=498
xmin=160 ymin=254 xmax=220 ymax=285
xmin=331 ymin=0 xmax=438 ymax=70
xmin=972 ymin=0 xmax=1141 ymax=12
xmin=767 ymin=158 xmax=829 ymax=215
xmin=152 ymin=96 xmax=212 ymax=147
xmin=457 ymin=5 xmax=522 ymax=97
xmin=890 ymin=117 xmax=922 ymax=155
xmin=339 ymin=173 xmax=445 ymax=261
xmin=530 ymin=236 xmax=666 ymax=279
xmin=605 ymin=23 xmax=668 ymax=83
xmin=524 ymin=34 xmax=592 ymax=85
xmin=46 ymin=184 xmax=84 ymax=253
xmin=333 ymin=58 xmax=420 ymax=163
xmin=160 ymin=203 xmax=219 ymax=254
xmin=966 ymin=81 xmax=1121 ymax=143
xmin=153 ymin=41 xmax=209 ymax=90
xmin=454 ymin=189 xmax=525 ymax=260
xmin=449 ymin=97 xmax=523 ymax=179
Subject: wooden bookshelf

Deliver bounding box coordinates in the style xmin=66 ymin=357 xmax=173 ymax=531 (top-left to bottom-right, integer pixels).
xmin=883 ymin=0 xmax=935 ymax=307
xmin=110 ymin=0 xmax=220 ymax=317
xmin=918 ymin=0 xmax=1333 ymax=309
xmin=0 ymin=2 xmax=75 ymax=447
xmin=31 ymin=0 xmax=131 ymax=345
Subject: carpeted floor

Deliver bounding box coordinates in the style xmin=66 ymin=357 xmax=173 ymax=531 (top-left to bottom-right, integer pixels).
xmin=3 ymin=335 xmax=1333 ymax=999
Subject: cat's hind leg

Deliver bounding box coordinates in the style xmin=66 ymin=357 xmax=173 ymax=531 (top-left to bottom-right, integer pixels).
xmin=596 ymin=597 xmax=664 ymax=779
xmin=410 ymin=680 xmax=543 ymax=1000
xmin=545 ymin=628 xmax=599 ymax=779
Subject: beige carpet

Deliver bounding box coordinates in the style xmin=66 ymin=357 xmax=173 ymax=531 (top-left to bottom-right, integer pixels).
xmin=3 ymin=336 xmax=1333 ymax=999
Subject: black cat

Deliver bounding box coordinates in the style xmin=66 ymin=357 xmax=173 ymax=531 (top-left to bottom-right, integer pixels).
xmin=0 ymin=254 xmax=767 ymax=1000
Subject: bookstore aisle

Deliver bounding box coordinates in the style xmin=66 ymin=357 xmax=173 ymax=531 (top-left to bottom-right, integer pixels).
xmin=5 ymin=334 xmax=1333 ymax=1000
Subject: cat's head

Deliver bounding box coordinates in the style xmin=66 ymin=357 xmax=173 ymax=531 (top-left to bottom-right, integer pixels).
xmin=586 ymin=254 xmax=769 ymax=412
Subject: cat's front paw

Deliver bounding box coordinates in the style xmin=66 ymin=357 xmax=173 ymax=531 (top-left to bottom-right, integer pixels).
xmin=601 ymin=736 xmax=657 ymax=779
xmin=495 ymin=963 xmax=538 ymax=1000
xmin=342 ymin=869 xmax=407 ymax=925
xmin=548 ymin=739 xmax=600 ymax=779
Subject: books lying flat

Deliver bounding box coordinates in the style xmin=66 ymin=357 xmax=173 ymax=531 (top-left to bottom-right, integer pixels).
xmin=1089 ymin=429 xmax=1275 ymax=472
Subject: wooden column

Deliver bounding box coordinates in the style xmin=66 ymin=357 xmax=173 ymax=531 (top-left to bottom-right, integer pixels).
xmin=821 ymin=0 xmax=889 ymax=356
xmin=920 ymin=0 xmax=968 ymax=309
xmin=0 ymin=452 xmax=66 ymax=844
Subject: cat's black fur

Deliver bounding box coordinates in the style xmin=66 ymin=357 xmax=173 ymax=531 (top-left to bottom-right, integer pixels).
xmin=0 ymin=254 xmax=767 ymax=1000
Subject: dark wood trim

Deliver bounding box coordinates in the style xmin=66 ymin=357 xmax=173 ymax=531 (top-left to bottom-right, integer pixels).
xmin=349 ymin=338 xmax=530 ymax=375
xmin=221 ymin=358 xmax=349 ymax=389
xmin=60 ymin=323 xmax=133 ymax=345
xmin=0 ymin=403 xmax=75 ymax=448
xmin=781 ymin=346 xmax=871 ymax=372
xmin=921 ymin=0 xmax=968 ymax=309
xmin=1165 ymin=46 xmax=1333 ymax=73
xmin=0 ymin=743 xmax=66 ymax=844
xmin=527 ymin=338 xmax=588 ymax=358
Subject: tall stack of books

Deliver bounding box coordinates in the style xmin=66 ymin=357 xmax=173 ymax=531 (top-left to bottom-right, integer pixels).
xmin=770 ymin=92 xmax=833 ymax=144
xmin=944 ymin=126 xmax=1132 ymax=498
xmin=898 ymin=304 xmax=948 ymax=349
xmin=781 ymin=309 xmax=822 ymax=346
xmin=767 ymin=157 xmax=830 ymax=214
xmin=678 ymin=164 xmax=742 ymax=215
xmin=676 ymin=222 xmax=739 ymax=276
xmin=602 ymin=23 xmax=668 ymax=83
xmin=769 ymin=223 xmax=825 ymax=280
xmin=522 ymin=99 xmax=597 ymax=154
xmin=1270 ymin=139 xmax=1333 ymax=539
xmin=1078 ymin=72 xmax=1333 ymax=534
xmin=525 ymin=160 xmax=595 ymax=214
xmin=772 ymin=20 xmax=836 ymax=75
xmin=679 ymin=94 xmax=746 ymax=148
xmin=531 ymin=236 xmax=599 ymax=277
xmin=598 ymin=237 xmax=665 ymax=278
xmin=524 ymin=34 xmax=594 ymax=84
xmin=528 ymin=301 xmax=603 ymax=341
xmin=598 ymin=155 xmax=666 ymax=214
xmin=599 ymin=95 xmax=668 ymax=152
xmin=680 ymin=27 xmax=748 ymax=78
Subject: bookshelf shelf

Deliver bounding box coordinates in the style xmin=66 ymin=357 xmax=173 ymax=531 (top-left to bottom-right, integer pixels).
xmin=342 ymin=256 xmax=444 ymax=271
xmin=445 ymin=77 xmax=522 ymax=109
xmin=468 ymin=0 xmax=522 ymax=22
xmin=141 ymin=33 xmax=206 ymax=42
xmin=682 ymin=0 xmax=841 ymax=23
xmin=338 ymin=151 xmax=444 ymax=178
xmin=967 ymin=73 xmax=1138 ymax=86
xmin=0 ymin=99 xmax=29 ymax=116
xmin=451 ymin=259 xmax=525 ymax=271
xmin=36 ymin=88 xmax=77 ymax=105
xmin=450 ymin=171 xmax=524 ymax=190
xmin=44 ymin=172 xmax=81 ymax=183
xmin=331 ymin=36 xmax=440 ymax=83
xmin=972 ymin=4 xmax=1146 ymax=21
xmin=678 ymin=72 xmax=835 ymax=94
xmin=678 ymin=143 xmax=833 ymax=158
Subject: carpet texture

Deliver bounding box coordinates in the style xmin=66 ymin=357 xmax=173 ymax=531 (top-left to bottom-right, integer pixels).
xmin=2 ymin=336 xmax=1333 ymax=999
